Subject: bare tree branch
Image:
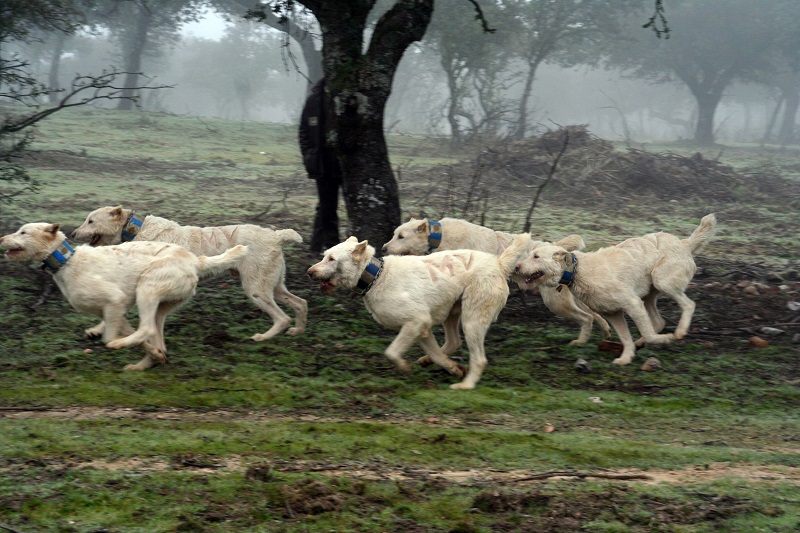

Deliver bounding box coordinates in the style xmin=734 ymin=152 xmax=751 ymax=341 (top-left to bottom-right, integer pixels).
xmin=463 ymin=0 xmax=496 ymax=34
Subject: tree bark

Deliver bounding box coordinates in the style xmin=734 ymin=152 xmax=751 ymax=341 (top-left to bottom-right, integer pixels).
xmin=692 ymin=92 xmax=722 ymax=146
xmin=117 ymin=3 xmax=151 ymax=111
xmin=314 ymin=0 xmax=434 ymax=249
xmin=778 ymin=77 xmax=800 ymax=145
xmin=514 ymin=57 xmax=541 ymax=140
xmin=47 ymin=32 xmax=66 ymax=104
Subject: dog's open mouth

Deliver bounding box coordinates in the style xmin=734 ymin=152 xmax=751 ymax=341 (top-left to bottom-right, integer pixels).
xmin=524 ymin=271 xmax=545 ymax=284
xmin=319 ymin=280 xmax=336 ymax=293
xmin=89 ymin=234 xmax=102 ymax=246
xmin=4 ymin=248 xmax=24 ymax=257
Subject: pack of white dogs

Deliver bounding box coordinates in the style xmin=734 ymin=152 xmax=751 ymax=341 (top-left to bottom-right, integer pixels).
xmin=0 ymin=206 xmax=716 ymax=390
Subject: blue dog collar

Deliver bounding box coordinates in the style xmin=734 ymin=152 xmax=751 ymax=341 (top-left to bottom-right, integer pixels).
xmin=42 ymin=240 xmax=75 ymax=273
xmin=121 ymin=214 xmax=144 ymax=242
xmin=558 ymin=253 xmax=578 ymax=288
xmin=427 ymin=220 xmax=442 ymax=252
xmin=352 ymin=257 xmax=384 ymax=297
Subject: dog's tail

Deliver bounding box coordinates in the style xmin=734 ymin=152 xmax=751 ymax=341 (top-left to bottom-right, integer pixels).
xmin=276 ymin=228 xmax=303 ymax=245
xmin=497 ymin=233 xmax=532 ymax=277
xmin=684 ymin=214 xmax=717 ymax=254
xmin=552 ymin=233 xmax=585 ymax=252
xmin=197 ymin=244 xmax=249 ymax=278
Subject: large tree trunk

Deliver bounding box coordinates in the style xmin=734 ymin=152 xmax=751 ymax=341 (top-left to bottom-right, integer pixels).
xmin=117 ymin=4 xmax=151 ymax=111
xmin=693 ymin=92 xmax=722 ymax=145
xmin=316 ymin=0 xmax=434 ymax=249
xmin=513 ymin=58 xmax=540 ymax=140
xmin=47 ymin=32 xmax=66 ymax=104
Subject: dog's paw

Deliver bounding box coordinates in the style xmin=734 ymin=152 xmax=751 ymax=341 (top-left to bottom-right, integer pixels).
xmin=416 ymin=355 xmax=434 ymax=367
xmin=612 ymin=355 xmax=633 ymax=365
xmin=568 ymin=339 xmax=587 ymax=346
xmin=449 ymin=381 xmax=475 ymax=390
xmin=106 ymin=339 xmax=125 ymax=350
xmin=123 ymin=363 xmax=146 ymax=371
xmin=394 ymin=360 xmax=412 ymax=373
xmin=286 ymin=327 xmax=304 ymax=336
xmin=85 ymin=327 xmax=103 ymax=339
xmin=450 ymin=364 xmax=467 ymax=378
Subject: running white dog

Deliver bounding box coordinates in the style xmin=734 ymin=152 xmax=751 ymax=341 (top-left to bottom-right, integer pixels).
xmin=308 ymin=233 xmax=531 ymax=390
xmin=512 ymin=214 xmax=717 ymax=365
xmin=73 ymin=206 xmax=307 ymax=342
xmin=1 ymin=222 xmax=248 ymax=370
xmin=382 ymin=217 xmax=611 ymax=344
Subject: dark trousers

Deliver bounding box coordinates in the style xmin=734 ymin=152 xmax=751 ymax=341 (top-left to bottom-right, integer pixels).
xmin=309 ymin=175 xmax=341 ymax=253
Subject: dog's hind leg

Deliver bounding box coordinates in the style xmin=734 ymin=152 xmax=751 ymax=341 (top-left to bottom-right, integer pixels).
xmin=417 ymin=305 xmax=462 ymax=367
xmin=273 ymin=282 xmax=308 ymax=335
xmin=242 ymin=276 xmax=292 ymax=342
xmin=106 ymin=292 xmax=160 ymax=351
xmin=659 ymin=290 xmax=695 ymax=340
xmin=418 ymin=331 xmax=465 ymax=377
xmin=635 ymin=288 xmax=665 ymax=347
xmin=450 ymin=316 xmax=490 ymax=390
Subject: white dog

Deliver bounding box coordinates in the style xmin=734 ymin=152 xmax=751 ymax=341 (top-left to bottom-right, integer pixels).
xmin=72 ymin=206 xmax=307 ymax=342
xmin=1 ymin=222 xmax=248 ymax=370
xmin=512 ymin=214 xmax=717 ymax=365
xmin=307 ymin=233 xmax=531 ymax=390
xmin=382 ymin=217 xmax=611 ymax=344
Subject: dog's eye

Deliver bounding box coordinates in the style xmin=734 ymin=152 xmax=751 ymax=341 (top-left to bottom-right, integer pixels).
xmin=20 ymin=231 xmax=25 ymax=235
xmin=533 ymin=254 xmax=539 ymax=259
xmin=88 ymin=220 xmax=93 ymax=225
xmin=398 ymin=235 xmax=404 ymax=240
xmin=327 ymin=256 xmax=334 ymax=262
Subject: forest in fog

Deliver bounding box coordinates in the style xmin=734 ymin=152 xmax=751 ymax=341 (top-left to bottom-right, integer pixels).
xmin=7 ymin=0 xmax=800 ymax=146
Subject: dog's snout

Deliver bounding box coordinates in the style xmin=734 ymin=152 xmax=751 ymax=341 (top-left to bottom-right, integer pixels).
xmin=381 ymin=244 xmax=388 ymax=252
xmin=306 ymin=266 xmax=315 ymax=278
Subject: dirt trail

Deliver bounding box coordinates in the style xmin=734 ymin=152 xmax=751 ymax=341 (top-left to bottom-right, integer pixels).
xmin=3 ymin=406 xmax=799 ymax=487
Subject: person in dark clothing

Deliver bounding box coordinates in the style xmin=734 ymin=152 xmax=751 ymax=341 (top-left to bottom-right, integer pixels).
xmin=299 ymin=78 xmax=342 ymax=255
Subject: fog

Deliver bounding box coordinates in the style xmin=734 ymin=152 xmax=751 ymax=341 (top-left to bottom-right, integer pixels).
xmin=13 ymin=4 xmax=793 ymax=145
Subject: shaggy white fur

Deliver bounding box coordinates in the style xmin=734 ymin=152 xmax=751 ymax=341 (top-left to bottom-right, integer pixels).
xmin=308 ymin=233 xmax=531 ymax=390
xmin=381 ymin=217 xmax=611 ymax=344
xmin=73 ymin=205 xmax=307 ymax=342
xmin=1 ymin=222 xmax=247 ymax=370
xmin=513 ymin=214 xmax=717 ymax=364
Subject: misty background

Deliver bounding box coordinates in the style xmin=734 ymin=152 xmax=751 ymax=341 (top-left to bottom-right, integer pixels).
xmin=8 ymin=0 xmax=798 ymax=146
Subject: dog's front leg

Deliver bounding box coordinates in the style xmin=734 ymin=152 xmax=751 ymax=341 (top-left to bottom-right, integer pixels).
xmin=123 ymin=344 xmax=164 ymax=371
xmin=385 ymin=322 xmax=429 ymax=373
xmin=418 ymin=332 xmax=465 ymax=377
xmin=100 ymin=301 xmax=129 ymax=344
xmin=604 ymin=311 xmax=638 ymax=365
xmin=85 ymin=320 xmax=105 ymax=339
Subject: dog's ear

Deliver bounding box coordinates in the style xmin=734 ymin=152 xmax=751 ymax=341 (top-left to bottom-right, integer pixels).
xmin=110 ymin=205 xmax=124 ymax=219
xmin=345 ymin=236 xmax=358 ymax=243
xmin=45 ymin=223 xmax=60 ymax=237
xmin=552 ymin=249 xmax=568 ymax=261
xmin=352 ymin=240 xmax=368 ymax=260
xmin=416 ymin=221 xmax=427 ymax=234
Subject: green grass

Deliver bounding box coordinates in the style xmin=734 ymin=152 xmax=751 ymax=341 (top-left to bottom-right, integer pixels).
xmin=0 ymin=106 xmax=798 ymax=531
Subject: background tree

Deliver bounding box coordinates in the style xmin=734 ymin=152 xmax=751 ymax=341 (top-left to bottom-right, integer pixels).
xmin=507 ymin=0 xmax=641 ymax=139
xmin=211 ymin=0 xmax=324 ymax=85
xmin=607 ymin=0 xmax=793 ymax=145
xmin=102 ymin=0 xmax=204 ymax=110
xmin=247 ymin=0 xmax=443 ymax=248
xmin=424 ymin=0 xmax=515 ymax=146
